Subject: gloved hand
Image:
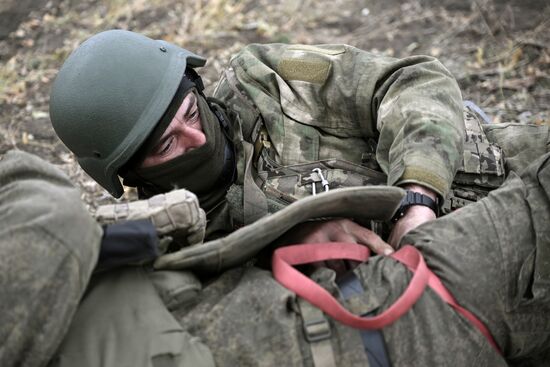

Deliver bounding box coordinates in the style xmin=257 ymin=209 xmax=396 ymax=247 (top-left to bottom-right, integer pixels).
xmin=94 ymin=188 xmax=206 ymax=248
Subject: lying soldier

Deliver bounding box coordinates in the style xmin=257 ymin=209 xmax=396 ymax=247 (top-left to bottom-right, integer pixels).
xmin=1 ymin=149 xmax=549 ymax=367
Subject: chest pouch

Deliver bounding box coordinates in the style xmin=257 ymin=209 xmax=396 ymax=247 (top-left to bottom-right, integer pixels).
xmin=442 ymin=105 xmax=506 ymax=213
xmin=252 ymin=124 xmax=387 ymax=206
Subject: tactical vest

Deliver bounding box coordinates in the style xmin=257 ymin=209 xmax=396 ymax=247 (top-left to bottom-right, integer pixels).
xmin=214 ymin=68 xmax=506 ymax=224
xmin=442 ymin=104 xmax=506 ymax=213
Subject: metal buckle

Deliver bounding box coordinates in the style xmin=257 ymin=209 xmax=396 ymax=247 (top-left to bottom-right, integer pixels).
xmin=311 ymin=168 xmax=330 ymax=196
xmin=303 ymin=316 xmax=332 ymax=342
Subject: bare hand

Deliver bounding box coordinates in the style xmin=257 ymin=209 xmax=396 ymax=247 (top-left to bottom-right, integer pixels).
xmin=388 ymin=205 xmax=436 ymax=248
xmin=276 ymin=218 xmax=394 ymax=277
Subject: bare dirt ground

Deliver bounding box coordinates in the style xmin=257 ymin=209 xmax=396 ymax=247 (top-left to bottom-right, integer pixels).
xmin=1 ymin=0 xmax=548 ymax=208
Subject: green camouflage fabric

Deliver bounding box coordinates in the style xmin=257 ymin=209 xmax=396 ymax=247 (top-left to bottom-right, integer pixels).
xmin=209 ymin=43 xmax=547 ymax=223
xmin=393 ymin=151 xmax=550 ymax=366
xmin=0 ymin=150 xmax=102 ymax=367
xmin=50 ymin=267 xmax=216 ymax=367
xmin=257 ymin=159 xmax=387 ymax=205
xmin=441 ymin=103 xmax=506 ymax=213
xmin=443 ymin=108 xmax=550 ymax=213
xmin=456 ymin=105 xmax=505 ymax=187
xmin=4 ymin=150 xmax=550 ymax=366
xmin=53 ymin=152 xmax=550 ymax=367
xmin=213 ymin=43 xmax=465 ymax=201
xmin=483 ymin=122 xmax=549 ymax=174
xmin=154 ymin=186 xmax=404 ymax=272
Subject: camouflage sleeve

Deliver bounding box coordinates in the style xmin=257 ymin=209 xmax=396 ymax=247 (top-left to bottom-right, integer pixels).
xmin=0 ymin=150 xmax=102 ymax=367
xmin=227 ymin=44 xmax=464 ymax=197
xmin=370 ymin=54 xmax=464 ymax=197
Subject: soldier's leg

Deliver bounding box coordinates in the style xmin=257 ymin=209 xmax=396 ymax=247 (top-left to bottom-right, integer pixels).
xmin=175 ymin=266 xmax=372 ymax=367
xmin=51 ymin=267 xmax=216 ymax=367
xmin=0 ymin=150 xmax=102 ymax=367
xmin=401 ymin=151 xmax=550 ymax=364
xmin=484 ymin=122 xmax=549 ymax=173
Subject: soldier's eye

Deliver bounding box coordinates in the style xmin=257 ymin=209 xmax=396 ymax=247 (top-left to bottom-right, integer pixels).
xmin=186 ymin=108 xmax=199 ymax=123
xmin=157 ymin=136 xmax=174 ymax=156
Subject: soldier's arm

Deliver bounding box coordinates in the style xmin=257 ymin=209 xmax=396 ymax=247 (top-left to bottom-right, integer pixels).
xmin=0 ymin=151 xmax=102 ymax=367
xmin=388 ymin=183 xmax=437 ymax=247
xmin=363 ymin=53 xmax=463 ymax=245
xmin=369 ymin=53 xmax=464 ymax=199
xmin=312 ymin=45 xmax=465 ymax=197
xmin=226 ymin=44 xmax=461 ymax=249
xmin=231 ymin=44 xmax=463 ymax=198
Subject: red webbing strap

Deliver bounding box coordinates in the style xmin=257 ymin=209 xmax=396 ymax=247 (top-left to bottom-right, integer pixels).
xmin=272 ymin=243 xmax=501 ymax=354
xmin=272 ymin=243 xmax=429 ymax=329
xmin=392 ymin=247 xmax=501 ymax=353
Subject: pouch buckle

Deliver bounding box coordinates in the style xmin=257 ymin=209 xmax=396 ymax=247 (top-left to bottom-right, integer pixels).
xmin=303 ymin=313 xmax=332 ymax=342
xmin=311 ymin=168 xmax=330 ymax=196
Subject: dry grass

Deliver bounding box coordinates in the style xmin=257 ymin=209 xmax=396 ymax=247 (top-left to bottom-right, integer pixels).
xmin=0 ymin=0 xmax=548 ymax=208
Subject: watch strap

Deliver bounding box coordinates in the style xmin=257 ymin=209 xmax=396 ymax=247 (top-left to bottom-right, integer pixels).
xmin=392 ymin=190 xmax=438 ymax=222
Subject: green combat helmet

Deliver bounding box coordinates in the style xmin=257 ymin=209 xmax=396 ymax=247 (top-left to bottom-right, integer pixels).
xmin=49 ymin=30 xmax=206 ymax=198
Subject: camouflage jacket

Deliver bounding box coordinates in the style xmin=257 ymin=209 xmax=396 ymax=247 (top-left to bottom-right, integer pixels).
xmin=212 ymin=43 xmax=465 ymax=224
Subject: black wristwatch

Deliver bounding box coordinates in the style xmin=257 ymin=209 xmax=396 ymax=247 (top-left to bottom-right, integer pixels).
xmin=391 ymin=190 xmax=438 ymax=222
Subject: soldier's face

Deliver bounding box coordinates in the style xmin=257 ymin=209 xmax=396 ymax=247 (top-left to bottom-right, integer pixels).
xmin=140 ymin=93 xmax=206 ymax=168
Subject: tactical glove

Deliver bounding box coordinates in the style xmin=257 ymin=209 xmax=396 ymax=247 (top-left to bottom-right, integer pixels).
xmin=94 ymin=188 xmax=206 ymax=248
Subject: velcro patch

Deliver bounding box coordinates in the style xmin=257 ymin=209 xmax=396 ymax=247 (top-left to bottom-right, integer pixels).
xmin=401 ymin=166 xmax=448 ymax=196
xmin=278 ymin=57 xmax=330 ymax=84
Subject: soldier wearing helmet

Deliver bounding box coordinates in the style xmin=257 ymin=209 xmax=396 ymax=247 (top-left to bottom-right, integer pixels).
xmin=5 ymin=28 xmax=546 ymax=367
xmin=50 ymin=29 xmax=469 ymax=248
xmin=49 ymin=30 xmax=227 ymax=202
xmin=3 ymin=145 xmax=550 ymax=367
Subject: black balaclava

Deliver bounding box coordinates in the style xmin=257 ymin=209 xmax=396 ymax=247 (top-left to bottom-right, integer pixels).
xmin=122 ymin=72 xmax=235 ymax=211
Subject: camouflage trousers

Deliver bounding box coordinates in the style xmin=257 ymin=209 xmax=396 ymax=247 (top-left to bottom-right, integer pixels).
xmin=484 ymin=122 xmax=549 ymax=174
xmin=375 ymin=150 xmax=550 ymax=366
xmin=2 ymin=146 xmax=550 ymax=366
xmin=49 ymin=154 xmax=550 ymax=367
xmin=52 ymin=154 xmax=550 ymax=365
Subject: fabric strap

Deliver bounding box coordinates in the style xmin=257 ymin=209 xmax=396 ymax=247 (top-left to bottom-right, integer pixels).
xmin=338 ymin=272 xmax=390 ymax=367
xmin=272 ymin=243 xmax=501 ymax=354
xmin=297 ymin=297 xmax=336 ymax=367
xmin=242 ymin=139 xmax=268 ymax=224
